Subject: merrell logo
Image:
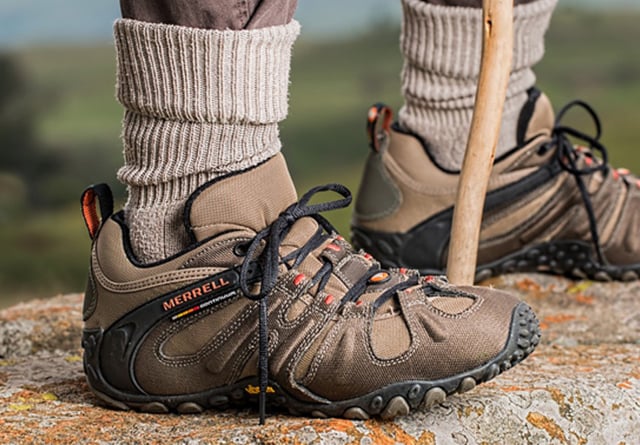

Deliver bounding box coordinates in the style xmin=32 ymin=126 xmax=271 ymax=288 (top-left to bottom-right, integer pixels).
xmin=162 ymin=277 xmax=231 ymax=312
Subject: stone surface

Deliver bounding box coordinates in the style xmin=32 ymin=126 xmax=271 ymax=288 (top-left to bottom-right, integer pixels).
xmin=0 ymin=274 xmax=639 ymax=444
xmin=486 ymin=274 xmax=640 ymax=346
xmin=0 ymin=294 xmax=83 ymax=358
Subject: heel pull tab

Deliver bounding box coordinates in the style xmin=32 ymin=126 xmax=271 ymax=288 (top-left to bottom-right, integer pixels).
xmin=81 ymin=184 xmax=114 ymax=240
xmin=367 ymin=103 xmax=393 ymax=152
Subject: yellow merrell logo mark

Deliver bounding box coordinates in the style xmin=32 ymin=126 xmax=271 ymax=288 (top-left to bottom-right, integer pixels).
xmin=245 ymin=384 xmax=275 ymax=395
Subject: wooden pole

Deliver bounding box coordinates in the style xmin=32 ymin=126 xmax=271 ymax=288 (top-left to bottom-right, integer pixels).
xmin=446 ymin=0 xmax=514 ymax=285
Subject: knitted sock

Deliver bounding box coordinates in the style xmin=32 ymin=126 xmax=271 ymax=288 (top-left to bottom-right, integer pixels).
xmin=399 ymin=0 xmax=557 ymax=171
xmin=114 ymin=19 xmax=300 ymax=263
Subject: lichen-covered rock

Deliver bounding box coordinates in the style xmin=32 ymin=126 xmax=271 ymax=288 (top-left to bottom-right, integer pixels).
xmin=0 ymin=294 xmax=83 ymax=358
xmin=0 ymin=345 xmax=637 ymax=444
xmin=0 ymin=275 xmax=639 ymax=444
xmin=485 ymin=274 xmax=640 ymax=346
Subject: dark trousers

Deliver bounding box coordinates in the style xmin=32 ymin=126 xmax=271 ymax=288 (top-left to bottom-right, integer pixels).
xmin=120 ymin=0 xmax=539 ymax=30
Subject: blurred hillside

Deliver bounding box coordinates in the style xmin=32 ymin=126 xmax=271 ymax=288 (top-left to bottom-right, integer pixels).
xmin=1 ymin=8 xmax=639 ymax=306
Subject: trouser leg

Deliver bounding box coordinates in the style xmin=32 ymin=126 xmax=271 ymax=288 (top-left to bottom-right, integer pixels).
xmin=119 ymin=0 xmax=297 ymax=30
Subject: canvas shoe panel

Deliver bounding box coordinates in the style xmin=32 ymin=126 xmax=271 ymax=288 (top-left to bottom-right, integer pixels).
xmin=352 ymin=90 xmax=640 ymax=281
xmin=81 ymin=155 xmax=539 ymax=423
xmin=296 ymin=282 xmax=519 ymax=402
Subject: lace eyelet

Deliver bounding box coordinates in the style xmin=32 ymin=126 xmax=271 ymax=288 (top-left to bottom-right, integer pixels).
xmin=233 ymin=242 xmax=250 ymax=257
xmin=537 ymin=142 xmax=553 ymax=155
xmin=368 ymin=271 xmax=390 ymax=284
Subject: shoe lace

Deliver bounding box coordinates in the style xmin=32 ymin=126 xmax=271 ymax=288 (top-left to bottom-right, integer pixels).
xmin=538 ymin=100 xmax=631 ymax=265
xmin=238 ymin=183 xmax=419 ymax=424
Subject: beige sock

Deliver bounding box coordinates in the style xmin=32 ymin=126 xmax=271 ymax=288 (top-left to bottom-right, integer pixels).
xmin=114 ymin=19 xmax=300 ymax=263
xmin=399 ymin=0 xmax=557 ymax=171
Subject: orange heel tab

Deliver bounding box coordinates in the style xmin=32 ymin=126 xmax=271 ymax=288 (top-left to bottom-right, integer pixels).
xmin=366 ymin=103 xmax=393 ymax=152
xmin=81 ymin=184 xmax=114 ymax=240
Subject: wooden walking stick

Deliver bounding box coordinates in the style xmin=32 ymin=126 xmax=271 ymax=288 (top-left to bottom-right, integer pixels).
xmin=446 ymin=0 xmax=514 ymax=285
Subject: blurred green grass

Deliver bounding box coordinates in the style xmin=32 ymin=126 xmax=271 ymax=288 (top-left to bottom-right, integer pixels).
xmin=1 ymin=8 xmax=639 ymax=307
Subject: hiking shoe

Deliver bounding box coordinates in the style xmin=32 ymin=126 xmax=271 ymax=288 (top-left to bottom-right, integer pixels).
xmin=352 ymin=89 xmax=640 ymax=282
xmin=80 ymin=153 xmax=539 ymax=423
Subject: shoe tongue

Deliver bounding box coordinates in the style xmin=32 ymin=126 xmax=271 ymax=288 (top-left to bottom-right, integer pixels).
xmin=517 ymin=89 xmax=555 ymax=146
xmin=186 ymin=154 xmax=298 ymax=242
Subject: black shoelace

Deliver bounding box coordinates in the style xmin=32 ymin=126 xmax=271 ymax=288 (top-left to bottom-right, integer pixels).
xmin=539 ymin=100 xmax=619 ymax=265
xmin=238 ymin=184 xmax=418 ymax=424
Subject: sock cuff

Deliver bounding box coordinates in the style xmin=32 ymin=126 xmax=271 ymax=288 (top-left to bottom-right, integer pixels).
xmin=401 ymin=0 xmax=557 ymax=78
xmin=114 ymin=18 xmax=301 ymax=124
xmin=117 ymin=113 xmax=282 ymax=200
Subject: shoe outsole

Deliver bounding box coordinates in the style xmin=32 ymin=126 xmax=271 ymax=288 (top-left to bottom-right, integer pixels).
xmin=86 ymin=302 xmax=540 ymax=421
xmin=473 ymin=241 xmax=640 ymax=283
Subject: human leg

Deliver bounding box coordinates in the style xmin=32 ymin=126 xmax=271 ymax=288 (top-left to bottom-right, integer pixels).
xmin=115 ymin=0 xmax=298 ymax=263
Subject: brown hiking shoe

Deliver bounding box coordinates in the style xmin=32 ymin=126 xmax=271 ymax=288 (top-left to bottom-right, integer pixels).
xmin=80 ymin=154 xmax=539 ymax=423
xmin=352 ymin=89 xmax=640 ymax=282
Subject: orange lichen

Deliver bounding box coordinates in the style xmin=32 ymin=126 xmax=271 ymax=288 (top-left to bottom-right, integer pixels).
xmin=459 ymin=405 xmax=485 ymax=418
xmin=539 ymin=313 xmax=584 ymax=330
xmin=574 ymin=294 xmax=595 ymax=305
xmin=418 ymin=431 xmax=436 ymax=445
xmin=543 ymin=314 xmax=577 ymax=324
xmin=548 ymin=387 xmax=565 ymax=406
xmin=369 ymin=425 xmax=404 ymax=445
xmin=500 ymin=385 xmax=531 ymax=392
xmin=320 ymin=418 xmax=357 ymax=434
xmin=548 ymin=387 xmax=572 ymax=419
xmin=382 ymin=422 xmax=420 ymax=444
xmin=516 ymin=278 xmax=542 ymax=293
xmin=527 ymin=412 xmax=567 ymax=443
xmin=616 ymin=381 xmax=633 ymax=390
xmin=569 ymin=431 xmax=588 ymax=445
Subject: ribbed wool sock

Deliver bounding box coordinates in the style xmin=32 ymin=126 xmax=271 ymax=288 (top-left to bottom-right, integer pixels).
xmin=114 ymin=19 xmax=300 ymax=263
xmin=399 ymin=0 xmax=557 ymax=171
